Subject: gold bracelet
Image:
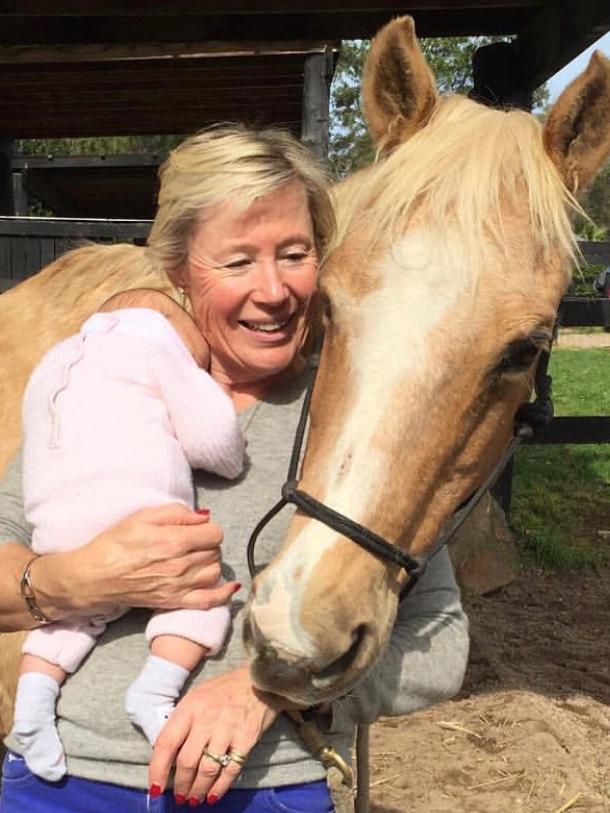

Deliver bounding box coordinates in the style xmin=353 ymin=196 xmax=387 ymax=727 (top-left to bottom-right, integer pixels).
xmin=20 ymin=556 xmax=50 ymax=624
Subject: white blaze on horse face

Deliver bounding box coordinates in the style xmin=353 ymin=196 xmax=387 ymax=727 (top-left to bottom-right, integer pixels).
xmin=251 ymin=523 xmax=341 ymax=660
xmin=251 ymin=231 xmax=472 ymax=659
xmin=321 ymin=230 xmax=473 ymax=517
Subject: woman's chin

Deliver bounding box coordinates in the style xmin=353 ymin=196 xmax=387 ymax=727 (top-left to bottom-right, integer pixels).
xmin=248 ymin=349 xmax=300 ymax=379
xmin=235 ymin=331 xmax=304 ymax=376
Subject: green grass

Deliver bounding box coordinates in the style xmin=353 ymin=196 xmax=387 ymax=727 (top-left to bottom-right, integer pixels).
xmin=511 ymin=348 xmax=610 ymax=571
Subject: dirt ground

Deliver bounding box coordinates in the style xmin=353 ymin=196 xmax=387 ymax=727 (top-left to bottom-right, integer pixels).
xmin=556 ymin=329 xmax=610 ymax=349
xmin=367 ymin=568 xmax=610 ymax=813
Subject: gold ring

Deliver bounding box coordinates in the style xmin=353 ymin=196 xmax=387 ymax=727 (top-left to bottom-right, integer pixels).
xmin=202 ymin=748 xmax=230 ymax=769
xmin=227 ymin=748 xmax=249 ymax=766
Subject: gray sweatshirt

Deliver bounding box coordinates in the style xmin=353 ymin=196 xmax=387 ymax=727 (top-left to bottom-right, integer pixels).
xmin=1 ymin=373 xmax=469 ymax=789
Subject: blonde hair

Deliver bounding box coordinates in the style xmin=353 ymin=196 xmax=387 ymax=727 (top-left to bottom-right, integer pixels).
xmin=147 ymin=123 xmax=335 ymax=280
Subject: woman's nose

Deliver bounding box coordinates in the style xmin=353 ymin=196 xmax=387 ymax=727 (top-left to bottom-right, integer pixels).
xmin=252 ymin=261 xmax=289 ymax=305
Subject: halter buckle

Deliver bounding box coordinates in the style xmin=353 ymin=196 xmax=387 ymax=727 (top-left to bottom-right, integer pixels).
xmin=281 ymin=480 xmax=298 ymax=500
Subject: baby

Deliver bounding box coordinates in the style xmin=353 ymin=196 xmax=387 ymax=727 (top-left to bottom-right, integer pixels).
xmin=10 ymin=288 xmax=245 ymax=782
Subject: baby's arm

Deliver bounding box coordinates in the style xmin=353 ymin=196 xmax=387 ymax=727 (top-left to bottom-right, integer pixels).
xmin=151 ymin=346 xmax=245 ymax=479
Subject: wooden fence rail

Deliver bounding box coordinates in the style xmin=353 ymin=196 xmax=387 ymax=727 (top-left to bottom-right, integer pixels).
xmin=0 ymin=216 xmax=151 ymax=292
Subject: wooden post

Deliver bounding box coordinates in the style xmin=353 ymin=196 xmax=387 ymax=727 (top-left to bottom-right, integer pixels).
xmin=12 ymin=171 xmax=29 ymax=217
xmin=301 ymin=48 xmax=333 ymax=160
xmin=0 ymin=139 xmax=14 ymax=215
xmin=469 ymin=41 xmax=533 ymax=111
xmin=355 ymin=724 xmax=370 ymax=813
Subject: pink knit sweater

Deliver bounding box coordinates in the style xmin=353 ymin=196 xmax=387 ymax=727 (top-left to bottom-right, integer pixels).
xmin=23 ymin=308 xmax=244 ymax=554
xmin=21 ymin=308 xmax=244 ymax=666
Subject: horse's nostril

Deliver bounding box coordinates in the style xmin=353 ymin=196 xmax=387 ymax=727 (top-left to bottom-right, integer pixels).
xmin=313 ymin=625 xmax=367 ymax=687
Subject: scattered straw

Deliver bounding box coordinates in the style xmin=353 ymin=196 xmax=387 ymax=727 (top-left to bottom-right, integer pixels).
xmin=437 ymin=721 xmax=483 ymax=739
xmin=467 ymin=771 xmax=524 ymax=791
xmin=369 ymin=774 xmax=402 ymax=789
xmin=553 ymin=795 xmax=582 ymax=813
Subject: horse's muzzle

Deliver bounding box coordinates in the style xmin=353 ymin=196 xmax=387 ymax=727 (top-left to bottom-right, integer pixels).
xmin=243 ymin=611 xmax=371 ymax=705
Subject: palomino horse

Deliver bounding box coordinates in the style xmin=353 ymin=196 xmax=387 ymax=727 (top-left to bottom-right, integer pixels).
xmin=0 ymin=15 xmax=609 ymax=735
xmin=243 ymin=18 xmax=610 ymax=706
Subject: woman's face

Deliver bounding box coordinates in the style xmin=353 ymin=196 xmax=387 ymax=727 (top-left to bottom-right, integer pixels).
xmin=180 ymin=181 xmax=318 ymax=392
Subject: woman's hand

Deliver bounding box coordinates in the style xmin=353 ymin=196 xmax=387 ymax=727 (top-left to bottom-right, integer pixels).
xmin=37 ymin=503 xmax=238 ymax=619
xmin=149 ymin=665 xmax=284 ymax=805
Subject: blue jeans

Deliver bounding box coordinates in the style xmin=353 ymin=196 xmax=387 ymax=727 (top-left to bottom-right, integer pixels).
xmin=0 ymin=751 xmax=334 ymax=812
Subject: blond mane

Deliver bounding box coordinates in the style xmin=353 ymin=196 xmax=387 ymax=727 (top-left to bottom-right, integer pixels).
xmin=335 ymin=95 xmax=581 ymax=274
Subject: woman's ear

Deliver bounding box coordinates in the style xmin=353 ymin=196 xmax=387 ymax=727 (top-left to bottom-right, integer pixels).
xmin=165 ymin=266 xmax=187 ymax=294
xmin=543 ymin=50 xmax=610 ymax=196
xmin=361 ymin=16 xmax=438 ymax=155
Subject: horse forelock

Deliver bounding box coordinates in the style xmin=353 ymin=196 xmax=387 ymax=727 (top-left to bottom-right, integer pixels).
xmin=333 ymin=94 xmax=580 ymax=281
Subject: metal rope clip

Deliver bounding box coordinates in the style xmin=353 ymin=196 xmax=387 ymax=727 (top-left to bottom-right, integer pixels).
xmin=286 ymin=709 xmax=354 ymax=788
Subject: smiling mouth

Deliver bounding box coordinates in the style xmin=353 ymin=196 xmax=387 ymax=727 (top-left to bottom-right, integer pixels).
xmin=239 ymin=314 xmax=295 ymax=334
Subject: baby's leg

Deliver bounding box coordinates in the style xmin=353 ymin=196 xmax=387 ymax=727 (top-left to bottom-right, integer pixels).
xmin=153 ymin=634 xmax=209 ymax=670
xmin=11 ymin=654 xmax=68 ymax=782
xmin=11 ymin=613 xmax=120 ymax=781
xmin=125 ymin=636 xmax=208 ymax=746
xmin=126 ymin=604 xmax=230 ymax=745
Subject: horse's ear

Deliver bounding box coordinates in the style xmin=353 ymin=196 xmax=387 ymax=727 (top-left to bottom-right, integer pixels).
xmin=543 ymin=51 xmax=610 ymax=196
xmin=362 ymin=16 xmax=438 ymax=154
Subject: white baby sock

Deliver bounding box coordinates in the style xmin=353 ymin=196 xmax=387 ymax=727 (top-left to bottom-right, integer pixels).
xmin=124 ymin=655 xmax=190 ymax=745
xmin=10 ymin=672 xmax=67 ymax=782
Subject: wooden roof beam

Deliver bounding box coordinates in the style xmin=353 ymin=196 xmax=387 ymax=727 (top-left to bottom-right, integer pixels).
xmin=0 ymin=1 xmax=542 ymax=17
xmin=0 ymin=41 xmax=337 ymax=65
xmin=0 ymin=9 xmax=537 ymax=47
xmin=518 ymin=0 xmax=610 ymax=89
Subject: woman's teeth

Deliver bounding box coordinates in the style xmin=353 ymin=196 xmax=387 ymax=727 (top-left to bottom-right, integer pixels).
xmin=241 ymin=318 xmax=291 ymax=332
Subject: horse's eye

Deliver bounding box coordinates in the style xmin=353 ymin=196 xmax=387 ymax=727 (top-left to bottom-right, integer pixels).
xmin=496 ymin=335 xmax=545 ymax=375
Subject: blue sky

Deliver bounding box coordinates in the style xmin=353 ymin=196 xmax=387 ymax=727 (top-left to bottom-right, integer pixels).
xmin=547 ymin=31 xmax=610 ymax=100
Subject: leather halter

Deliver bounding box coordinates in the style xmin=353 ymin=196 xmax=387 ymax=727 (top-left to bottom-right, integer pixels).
xmin=247 ymin=341 xmax=554 ymax=594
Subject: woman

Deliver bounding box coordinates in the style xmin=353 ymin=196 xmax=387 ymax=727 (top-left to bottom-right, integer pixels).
xmin=0 ymin=124 xmax=469 ymax=812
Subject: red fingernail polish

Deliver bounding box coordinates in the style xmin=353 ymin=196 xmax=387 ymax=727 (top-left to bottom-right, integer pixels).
xmin=232 ymin=583 xmax=242 ymax=593
xmin=195 ymin=508 xmax=210 ymax=516
xmin=207 ymin=794 xmax=220 ymax=805
xmin=188 ymin=797 xmax=200 ymax=807
xmin=175 ymin=793 xmax=186 ymax=805
xmin=149 ymin=784 xmax=162 ymax=798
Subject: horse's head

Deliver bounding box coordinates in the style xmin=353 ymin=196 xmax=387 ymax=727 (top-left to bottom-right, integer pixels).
xmin=244 ymin=17 xmax=610 ymax=705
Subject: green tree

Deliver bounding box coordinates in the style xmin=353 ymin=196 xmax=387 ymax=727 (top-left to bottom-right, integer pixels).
xmin=16 ymin=134 xmax=182 ymax=158
xmin=329 ymin=37 xmax=549 ymax=178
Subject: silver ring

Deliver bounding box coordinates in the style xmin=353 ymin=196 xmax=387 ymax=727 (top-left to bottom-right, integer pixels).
xmin=202 ymin=748 xmax=230 ymax=769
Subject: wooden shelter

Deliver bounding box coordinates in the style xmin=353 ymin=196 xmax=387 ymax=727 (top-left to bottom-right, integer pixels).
xmin=12 ymin=155 xmax=162 ymax=219
xmin=0 ymin=1 xmax=609 ymax=216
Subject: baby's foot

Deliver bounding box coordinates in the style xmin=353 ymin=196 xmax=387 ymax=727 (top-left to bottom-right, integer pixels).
xmin=10 ymin=673 xmax=66 ymax=782
xmin=125 ymin=655 xmax=189 ymax=745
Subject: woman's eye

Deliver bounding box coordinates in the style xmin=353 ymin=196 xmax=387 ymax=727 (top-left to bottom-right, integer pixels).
xmin=281 ymin=252 xmax=309 ymax=263
xmin=224 ymin=258 xmax=252 ymax=270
